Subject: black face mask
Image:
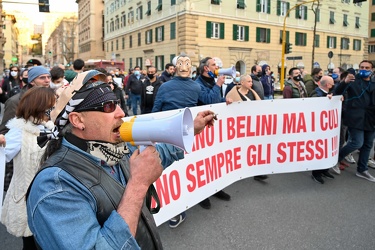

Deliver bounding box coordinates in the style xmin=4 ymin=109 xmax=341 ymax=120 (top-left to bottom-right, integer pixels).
xmin=147 ymin=73 xmax=155 ymax=79
xmin=22 ymin=78 xmax=28 ymax=84
xmin=293 ymin=75 xmax=302 ymax=82
xmin=256 ymin=72 xmax=262 ymax=77
xmin=313 ymin=75 xmax=322 ymax=81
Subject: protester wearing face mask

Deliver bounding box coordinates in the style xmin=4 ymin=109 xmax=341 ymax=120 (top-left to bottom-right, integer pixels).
xmin=250 ymin=64 xmax=265 ymax=100
xmin=224 ymin=71 xmax=241 ymax=97
xmin=125 ymin=66 xmax=145 ymax=115
xmin=2 ymin=66 xmax=22 ymax=98
xmin=191 ymin=70 xmax=197 ymax=80
xmin=283 ymin=67 xmax=307 ymax=98
xmin=106 ymin=73 xmax=128 ymax=116
xmin=333 ymin=60 xmax=375 ymax=182
xmin=331 ymin=67 xmax=344 ymax=85
xmin=140 ymin=66 xmax=162 ymax=114
xmin=303 ymin=67 xmax=323 ymax=96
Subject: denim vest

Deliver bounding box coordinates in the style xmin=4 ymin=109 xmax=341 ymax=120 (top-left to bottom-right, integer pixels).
xmin=33 ymin=145 xmax=163 ymax=250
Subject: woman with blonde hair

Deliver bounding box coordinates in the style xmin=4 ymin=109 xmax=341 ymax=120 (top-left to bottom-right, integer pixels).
xmin=1 ymin=86 xmax=56 ymax=250
xmin=226 ymin=74 xmax=261 ymax=101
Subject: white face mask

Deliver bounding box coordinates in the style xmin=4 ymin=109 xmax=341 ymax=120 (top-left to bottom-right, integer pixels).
xmin=10 ymin=71 xmax=18 ymax=77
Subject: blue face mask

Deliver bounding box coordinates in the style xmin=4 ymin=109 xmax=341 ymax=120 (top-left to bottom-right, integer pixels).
xmin=331 ymin=73 xmax=338 ymax=80
xmin=134 ymin=70 xmax=140 ymax=76
xmin=207 ymin=71 xmax=215 ymax=78
xmin=235 ymin=77 xmax=240 ymax=82
xmin=359 ymin=70 xmax=372 ymax=78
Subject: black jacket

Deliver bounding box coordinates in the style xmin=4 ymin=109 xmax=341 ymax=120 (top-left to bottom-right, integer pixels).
xmin=334 ymin=76 xmax=375 ymax=131
xmin=141 ymin=77 xmax=162 ymax=114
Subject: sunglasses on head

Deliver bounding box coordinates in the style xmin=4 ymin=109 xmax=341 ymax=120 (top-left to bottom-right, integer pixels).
xmin=77 ymin=100 xmax=120 ymax=113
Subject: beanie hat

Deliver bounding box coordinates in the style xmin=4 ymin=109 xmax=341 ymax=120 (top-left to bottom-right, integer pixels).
xmin=28 ymin=66 xmax=50 ymax=84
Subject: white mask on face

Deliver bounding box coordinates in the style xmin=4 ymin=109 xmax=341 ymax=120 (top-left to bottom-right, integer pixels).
xmin=10 ymin=71 xmax=18 ymax=77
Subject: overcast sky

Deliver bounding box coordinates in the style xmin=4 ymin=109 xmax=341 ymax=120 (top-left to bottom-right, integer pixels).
xmin=3 ymin=0 xmax=78 ymax=23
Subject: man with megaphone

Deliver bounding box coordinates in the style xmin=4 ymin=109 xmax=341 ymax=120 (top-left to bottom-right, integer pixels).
xmin=195 ymin=57 xmax=232 ymax=209
xmin=26 ymin=70 xmax=217 ymax=249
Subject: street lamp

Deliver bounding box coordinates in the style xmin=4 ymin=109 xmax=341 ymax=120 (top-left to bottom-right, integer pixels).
xmin=280 ymin=0 xmax=319 ymax=90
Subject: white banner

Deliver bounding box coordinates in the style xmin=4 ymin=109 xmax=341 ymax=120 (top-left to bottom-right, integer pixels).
xmin=0 ymin=147 xmax=5 ymax=218
xmin=151 ymin=96 xmax=342 ymax=226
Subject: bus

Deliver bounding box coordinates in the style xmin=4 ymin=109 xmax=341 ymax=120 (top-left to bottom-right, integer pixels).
xmin=85 ymin=59 xmax=125 ymax=72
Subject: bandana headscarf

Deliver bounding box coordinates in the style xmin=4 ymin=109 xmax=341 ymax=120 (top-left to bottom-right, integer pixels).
xmin=51 ymin=70 xmax=108 ymax=133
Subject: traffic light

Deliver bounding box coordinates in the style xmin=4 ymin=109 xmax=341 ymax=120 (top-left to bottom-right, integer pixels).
xmin=285 ymin=43 xmax=292 ymax=54
xmin=38 ymin=0 xmax=50 ymax=13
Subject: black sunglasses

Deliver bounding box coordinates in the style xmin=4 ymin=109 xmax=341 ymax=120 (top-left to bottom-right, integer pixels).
xmin=77 ymin=100 xmax=120 ymax=113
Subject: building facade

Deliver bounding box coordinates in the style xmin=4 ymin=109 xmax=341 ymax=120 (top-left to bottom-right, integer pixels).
xmin=368 ymin=0 xmax=375 ymax=64
xmin=76 ymin=0 xmax=105 ymax=61
xmin=45 ymin=16 xmax=79 ymax=67
xmin=3 ymin=13 xmax=19 ymax=68
xmin=101 ymin=0 xmax=368 ymax=78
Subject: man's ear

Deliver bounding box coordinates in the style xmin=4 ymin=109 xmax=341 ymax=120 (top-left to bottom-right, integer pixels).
xmin=68 ymin=112 xmax=84 ymax=129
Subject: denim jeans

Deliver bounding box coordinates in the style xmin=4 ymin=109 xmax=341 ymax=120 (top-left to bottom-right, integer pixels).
xmin=130 ymin=94 xmax=141 ymax=115
xmin=264 ymin=95 xmax=273 ymax=100
xmin=338 ymin=127 xmax=375 ymax=173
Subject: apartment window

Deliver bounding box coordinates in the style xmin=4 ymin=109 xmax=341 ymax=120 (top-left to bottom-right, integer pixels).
xmin=106 ymin=42 xmax=109 ymax=52
xmin=256 ymin=27 xmax=270 ymax=43
xmin=256 ymin=0 xmax=270 ymax=14
xmin=115 ymin=17 xmax=119 ymax=30
xmin=329 ymin=11 xmax=335 ymax=24
xmin=233 ymin=25 xmax=249 ymax=41
xmin=296 ymin=6 xmax=307 ymax=20
xmin=129 ymin=58 xmax=133 ymax=70
xmin=128 ymin=11 xmax=134 ymax=24
xmin=156 ymin=26 xmax=164 ymax=42
xmin=295 ymin=32 xmax=307 ymax=46
xmin=170 ymin=54 xmax=176 ymax=64
xmin=368 ymin=45 xmax=375 ymax=53
xmin=327 ymin=36 xmax=337 ymax=49
xmin=277 ymin=1 xmax=290 ymax=16
xmin=129 ymin=35 xmax=133 ymax=48
xmin=121 ymin=13 xmax=126 ymax=27
xmin=373 ymin=0 xmax=375 ymax=5
xmin=136 ymin=57 xmax=143 ymax=69
xmin=206 ymin=21 xmax=225 ymax=39
xmin=371 ymin=29 xmax=375 ymax=37
xmin=341 ymin=38 xmax=350 ymax=50
xmin=372 ymin=13 xmax=375 ymax=22
xmin=353 ymin=39 xmax=361 ymax=51
xmin=356 ymin=17 xmax=361 ymax=28
xmin=155 ymin=55 xmax=164 ymax=71
xmin=279 ymin=30 xmax=290 ymax=44
xmin=136 ymin=6 xmax=143 ymax=20
xmin=343 ymin=14 xmax=349 ymax=27
xmin=314 ymin=34 xmax=320 ymax=47
xmin=170 ymin=22 xmax=176 ymax=40
xmin=145 ymin=29 xmax=153 ymax=44
xmin=342 ymin=0 xmax=350 ymax=3
xmin=116 ymin=39 xmax=119 ymax=50
xmin=211 ymin=0 xmax=221 ymax=5
xmin=145 ymin=1 xmax=151 ymax=16
xmin=237 ymin=0 xmax=246 ymax=9
xmin=171 ymin=0 xmax=176 ymax=5
xmin=111 ymin=41 xmax=113 ymax=51
xmin=315 ymin=8 xmax=320 ymax=22
xmin=138 ymin=32 xmax=141 ymax=46
xmin=156 ymin=0 xmax=162 ymax=11
xmin=122 ymin=36 xmax=125 ymax=49
xmin=110 ymin=20 xmax=114 ymax=32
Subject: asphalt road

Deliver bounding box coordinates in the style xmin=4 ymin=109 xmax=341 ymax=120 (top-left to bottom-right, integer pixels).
xmin=1 ymin=158 xmax=375 ymax=249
